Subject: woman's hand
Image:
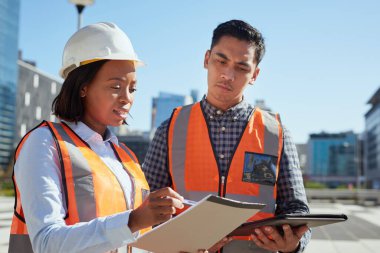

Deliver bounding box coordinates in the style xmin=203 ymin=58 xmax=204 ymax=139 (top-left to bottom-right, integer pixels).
xmin=250 ymin=224 xmax=309 ymax=253
xmin=128 ymin=187 xmax=184 ymax=233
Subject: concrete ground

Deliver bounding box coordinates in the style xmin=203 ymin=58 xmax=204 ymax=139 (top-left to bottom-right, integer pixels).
xmin=1 ymin=196 xmax=380 ymax=253
xmin=0 ymin=197 xmax=12 ymax=253
xmin=305 ymin=202 xmax=380 ymax=253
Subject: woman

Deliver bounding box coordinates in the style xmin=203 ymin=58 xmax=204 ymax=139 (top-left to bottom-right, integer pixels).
xmin=9 ymin=22 xmax=184 ymax=253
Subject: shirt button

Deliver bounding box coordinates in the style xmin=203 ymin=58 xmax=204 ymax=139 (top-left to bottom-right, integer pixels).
xmin=221 ymin=127 xmax=226 ymax=132
xmin=210 ymin=115 xmax=214 ymax=119
xmin=216 ymin=110 xmax=222 ymax=115
xmin=233 ymin=116 xmax=238 ymax=121
xmin=219 ymin=154 xmax=225 ymax=159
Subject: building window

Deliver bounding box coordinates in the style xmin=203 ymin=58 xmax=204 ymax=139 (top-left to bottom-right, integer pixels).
xmin=33 ymin=74 xmax=39 ymax=88
xmin=36 ymin=106 xmax=41 ymax=120
xmin=20 ymin=123 xmax=26 ymax=137
xmin=51 ymin=82 xmax=57 ymax=94
xmin=25 ymin=92 xmax=30 ymax=106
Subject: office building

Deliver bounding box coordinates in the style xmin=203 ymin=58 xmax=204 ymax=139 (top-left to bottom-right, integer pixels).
xmin=190 ymin=89 xmax=199 ymax=103
xmin=296 ymin=143 xmax=308 ymax=175
xmin=118 ymin=131 xmax=151 ymax=163
xmin=151 ymin=92 xmax=194 ymax=131
xmin=364 ymin=87 xmax=380 ymax=189
xmin=307 ymin=131 xmax=358 ymax=187
xmin=0 ymin=0 xmax=20 ymax=170
xmin=15 ymin=60 xmax=62 ymax=145
xmin=254 ymin=99 xmax=271 ymax=111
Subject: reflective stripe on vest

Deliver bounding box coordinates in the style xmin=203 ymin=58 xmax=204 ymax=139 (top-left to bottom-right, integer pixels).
xmin=9 ymin=121 xmax=150 ymax=253
xmin=168 ymin=102 xmax=283 ymax=220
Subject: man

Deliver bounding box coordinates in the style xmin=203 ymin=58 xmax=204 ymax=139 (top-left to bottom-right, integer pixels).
xmin=143 ymin=20 xmax=311 ymax=253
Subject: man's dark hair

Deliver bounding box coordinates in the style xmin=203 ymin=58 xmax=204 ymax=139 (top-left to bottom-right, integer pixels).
xmin=211 ymin=19 xmax=265 ymax=64
xmin=52 ymin=60 xmax=109 ymax=122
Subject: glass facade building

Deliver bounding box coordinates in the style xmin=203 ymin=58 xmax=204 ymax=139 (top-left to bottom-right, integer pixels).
xmin=0 ymin=0 xmax=20 ymax=170
xmin=151 ymin=92 xmax=193 ymax=130
xmin=307 ymin=131 xmax=358 ymax=187
xmin=365 ymin=87 xmax=380 ymax=189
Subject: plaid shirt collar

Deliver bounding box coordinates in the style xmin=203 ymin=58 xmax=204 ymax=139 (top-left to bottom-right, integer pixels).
xmin=200 ymin=95 xmax=252 ymax=121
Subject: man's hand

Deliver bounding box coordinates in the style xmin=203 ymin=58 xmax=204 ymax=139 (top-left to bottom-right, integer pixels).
xmin=128 ymin=187 xmax=184 ymax=233
xmin=207 ymin=237 xmax=233 ymax=253
xmin=250 ymin=225 xmax=309 ymax=253
xmin=180 ymin=237 xmax=233 ymax=253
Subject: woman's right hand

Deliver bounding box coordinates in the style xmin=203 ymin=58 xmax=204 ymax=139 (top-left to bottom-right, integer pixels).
xmin=128 ymin=187 xmax=184 ymax=233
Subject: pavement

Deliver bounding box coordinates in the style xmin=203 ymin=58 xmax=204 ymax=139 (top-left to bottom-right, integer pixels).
xmin=1 ymin=197 xmax=380 ymax=253
xmin=304 ymin=202 xmax=380 ymax=253
xmin=0 ymin=197 xmax=12 ymax=253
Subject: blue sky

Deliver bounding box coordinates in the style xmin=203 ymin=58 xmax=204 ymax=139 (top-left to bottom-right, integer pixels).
xmin=19 ymin=0 xmax=380 ymax=143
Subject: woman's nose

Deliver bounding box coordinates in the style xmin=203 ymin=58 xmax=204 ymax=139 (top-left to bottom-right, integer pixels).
xmin=119 ymin=89 xmax=132 ymax=104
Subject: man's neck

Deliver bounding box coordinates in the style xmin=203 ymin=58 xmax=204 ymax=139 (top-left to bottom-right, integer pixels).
xmin=205 ymin=97 xmax=243 ymax=112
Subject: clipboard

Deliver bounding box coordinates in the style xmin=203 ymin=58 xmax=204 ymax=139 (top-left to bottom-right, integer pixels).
xmin=131 ymin=195 xmax=265 ymax=253
xmin=229 ymin=213 xmax=348 ymax=236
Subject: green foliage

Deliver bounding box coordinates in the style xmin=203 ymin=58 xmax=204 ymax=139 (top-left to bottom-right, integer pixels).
xmin=304 ymin=181 xmax=327 ymax=189
xmin=0 ymin=189 xmax=14 ymax=196
xmin=0 ymin=179 xmax=15 ymax=196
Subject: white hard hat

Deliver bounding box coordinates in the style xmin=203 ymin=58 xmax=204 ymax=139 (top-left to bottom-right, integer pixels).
xmin=59 ymin=22 xmax=143 ymax=79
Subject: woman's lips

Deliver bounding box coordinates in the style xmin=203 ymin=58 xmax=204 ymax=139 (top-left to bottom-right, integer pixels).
xmin=113 ymin=109 xmax=128 ymax=119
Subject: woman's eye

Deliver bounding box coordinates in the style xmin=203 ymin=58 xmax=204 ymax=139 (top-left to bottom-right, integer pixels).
xmin=111 ymin=84 xmax=121 ymax=89
xmin=130 ymin=88 xmax=137 ymax=93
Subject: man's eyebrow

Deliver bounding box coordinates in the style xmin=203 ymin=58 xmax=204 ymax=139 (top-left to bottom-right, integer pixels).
xmin=237 ymin=61 xmax=251 ymax=68
xmin=214 ymin=52 xmax=251 ymax=68
xmin=214 ymin=52 xmax=229 ymax=60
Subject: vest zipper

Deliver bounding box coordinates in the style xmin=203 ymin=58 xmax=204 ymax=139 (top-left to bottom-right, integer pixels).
xmin=220 ymin=175 xmax=226 ymax=197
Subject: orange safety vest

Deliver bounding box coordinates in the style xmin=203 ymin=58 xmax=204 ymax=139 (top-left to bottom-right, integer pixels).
xmin=168 ymin=102 xmax=283 ymax=238
xmin=9 ymin=121 xmax=150 ymax=253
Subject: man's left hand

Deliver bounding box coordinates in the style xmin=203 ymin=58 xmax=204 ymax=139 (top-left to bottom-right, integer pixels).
xmin=250 ymin=225 xmax=309 ymax=253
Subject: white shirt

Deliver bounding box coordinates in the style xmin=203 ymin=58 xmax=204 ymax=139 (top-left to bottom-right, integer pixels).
xmin=14 ymin=121 xmax=138 ymax=253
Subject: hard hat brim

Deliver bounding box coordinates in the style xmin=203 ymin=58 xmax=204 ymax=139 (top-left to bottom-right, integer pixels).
xmin=59 ymin=57 xmax=144 ymax=79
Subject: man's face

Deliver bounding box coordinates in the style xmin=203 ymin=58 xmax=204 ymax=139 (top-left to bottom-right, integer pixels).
xmin=204 ymin=35 xmax=260 ymax=110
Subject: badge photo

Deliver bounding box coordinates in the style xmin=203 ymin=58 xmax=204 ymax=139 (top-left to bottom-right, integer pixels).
xmin=242 ymin=152 xmax=278 ymax=185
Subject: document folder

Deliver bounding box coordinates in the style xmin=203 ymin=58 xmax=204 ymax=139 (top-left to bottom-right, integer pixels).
xmin=229 ymin=213 xmax=348 ymax=236
xmin=131 ymin=194 xmax=265 ymax=253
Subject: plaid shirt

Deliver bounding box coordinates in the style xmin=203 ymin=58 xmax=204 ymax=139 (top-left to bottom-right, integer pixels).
xmin=142 ymin=97 xmax=311 ymax=252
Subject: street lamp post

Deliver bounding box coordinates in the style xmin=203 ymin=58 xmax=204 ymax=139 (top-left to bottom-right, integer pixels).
xmin=69 ymin=0 xmax=94 ymax=30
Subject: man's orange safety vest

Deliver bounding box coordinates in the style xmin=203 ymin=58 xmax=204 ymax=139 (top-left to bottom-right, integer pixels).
xmin=167 ymin=102 xmax=283 ymax=239
xmin=9 ymin=121 xmax=150 ymax=253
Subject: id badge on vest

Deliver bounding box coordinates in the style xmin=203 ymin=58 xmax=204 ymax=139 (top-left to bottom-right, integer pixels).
xmin=242 ymin=152 xmax=277 ymax=185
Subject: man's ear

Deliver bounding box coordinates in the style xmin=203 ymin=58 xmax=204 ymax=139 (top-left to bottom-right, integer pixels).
xmin=204 ymin=50 xmax=211 ymax=69
xmin=249 ymin=67 xmax=260 ymax=85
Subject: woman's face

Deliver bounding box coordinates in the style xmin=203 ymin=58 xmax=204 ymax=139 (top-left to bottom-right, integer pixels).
xmin=80 ymin=60 xmax=137 ymax=136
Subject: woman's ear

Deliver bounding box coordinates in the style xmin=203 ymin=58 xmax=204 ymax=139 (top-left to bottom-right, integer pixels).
xmin=80 ymin=86 xmax=87 ymax=98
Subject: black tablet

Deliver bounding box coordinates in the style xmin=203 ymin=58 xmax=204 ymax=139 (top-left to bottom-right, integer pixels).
xmin=229 ymin=213 xmax=348 ymax=236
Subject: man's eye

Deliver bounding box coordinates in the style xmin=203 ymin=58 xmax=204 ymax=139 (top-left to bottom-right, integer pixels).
xmin=218 ymin=59 xmax=226 ymax=64
xmin=238 ymin=67 xmax=249 ymax=72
